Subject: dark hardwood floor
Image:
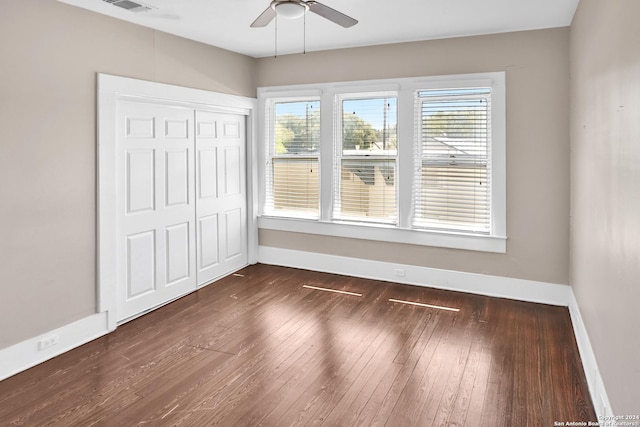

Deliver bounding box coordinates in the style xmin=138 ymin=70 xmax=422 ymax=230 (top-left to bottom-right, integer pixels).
xmin=0 ymin=264 xmax=595 ymax=426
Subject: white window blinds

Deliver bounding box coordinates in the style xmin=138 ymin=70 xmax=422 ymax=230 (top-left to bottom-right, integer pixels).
xmin=413 ymin=88 xmax=491 ymax=234
xmin=265 ymin=100 xmax=320 ymax=218
xmin=334 ymin=96 xmax=398 ymax=223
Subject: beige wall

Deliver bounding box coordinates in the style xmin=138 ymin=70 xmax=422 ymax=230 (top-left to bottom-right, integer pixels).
xmin=0 ymin=0 xmax=255 ymax=349
xmin=570 ymin=0 xmax=640 ymax=414
xmin=256 ymin=28 xmax=571 ymax=285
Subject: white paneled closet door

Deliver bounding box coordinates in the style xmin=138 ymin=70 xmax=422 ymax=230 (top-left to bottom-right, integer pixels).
xmin=116 ymin=101 xmax=197 ymax=321
xmin=195 ymin=111 xmax=248 ymax=287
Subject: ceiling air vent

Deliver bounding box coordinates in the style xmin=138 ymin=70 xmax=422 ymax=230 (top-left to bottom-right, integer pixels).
xmin=103 ymin=0 xmax=151 ymax=12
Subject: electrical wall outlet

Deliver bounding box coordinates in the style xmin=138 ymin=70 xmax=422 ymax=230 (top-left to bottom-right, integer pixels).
xmin=394 ymin=268 xmax=406 ymax=277
xmin=38 ymin=334 xmax=59 ymax=351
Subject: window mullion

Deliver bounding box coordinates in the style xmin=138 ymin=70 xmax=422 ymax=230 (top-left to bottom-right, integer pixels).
xmin=397 ymin=89 xmax=414 ymax=229
xmin=319 ymin=91 xmax=334 ymax=222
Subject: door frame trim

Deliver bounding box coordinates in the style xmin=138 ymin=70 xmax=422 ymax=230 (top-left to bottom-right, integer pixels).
xmin=97 ymin=73 xmax=257 ymax=331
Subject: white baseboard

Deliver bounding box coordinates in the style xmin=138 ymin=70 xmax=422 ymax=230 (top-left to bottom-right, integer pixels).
xmin=0 ymin=311 xmax=111 ymax=382
xmin=568 ymin=290 xmax=614 ymax=420
xmin=258 ymin=246 xmax=571 ymax=306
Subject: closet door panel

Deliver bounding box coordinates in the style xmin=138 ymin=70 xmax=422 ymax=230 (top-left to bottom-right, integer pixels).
xmin=195 ymin=111 xmax=247 ymax=286
xmin=116 ymin=101 xmax=196 ymax=322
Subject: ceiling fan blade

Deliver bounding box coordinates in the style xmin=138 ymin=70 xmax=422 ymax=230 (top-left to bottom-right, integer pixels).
xmin=307 ymin=1 xmax=358 ymax=28
xmin=250 ymin=5 xmax=276 ymax=27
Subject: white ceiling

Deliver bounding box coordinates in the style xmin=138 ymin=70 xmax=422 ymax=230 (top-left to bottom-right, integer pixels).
xmin=58 ymin=0 xmax=579 ymax=58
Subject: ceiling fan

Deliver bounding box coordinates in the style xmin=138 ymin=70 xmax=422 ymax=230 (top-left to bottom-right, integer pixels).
xmin=250 ymin=0 xmax=358 ymax=28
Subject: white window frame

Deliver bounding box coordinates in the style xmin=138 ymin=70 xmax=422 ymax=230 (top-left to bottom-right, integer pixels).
xmin=257 ymin=72 xmax=506 ymax=253
xmin=413 ymin=88 xmax=493 ymax=234
xmin=333 ymin=91 xmax=399 ymax=224
xmin=261 ymin=94 xmax=322 ymax=220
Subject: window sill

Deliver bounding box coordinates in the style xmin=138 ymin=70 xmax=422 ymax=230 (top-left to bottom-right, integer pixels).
xmin=258 ymin=216 xmax=507 ymax=253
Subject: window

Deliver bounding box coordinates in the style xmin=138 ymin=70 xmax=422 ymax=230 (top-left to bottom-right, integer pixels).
xmin=413 ymin=88 xmax=491 ymax=234
xmin=334 ymin=95 xmax=398 ymax=223
xmin=264 ymin=99 xmax=320 ymax=219
xmin=258 ymin=73 xmax=506 ymax=253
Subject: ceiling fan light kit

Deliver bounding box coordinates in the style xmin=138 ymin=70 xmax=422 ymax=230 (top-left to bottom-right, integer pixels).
xmin=273 ymin=1 xmax=308 ymax=19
